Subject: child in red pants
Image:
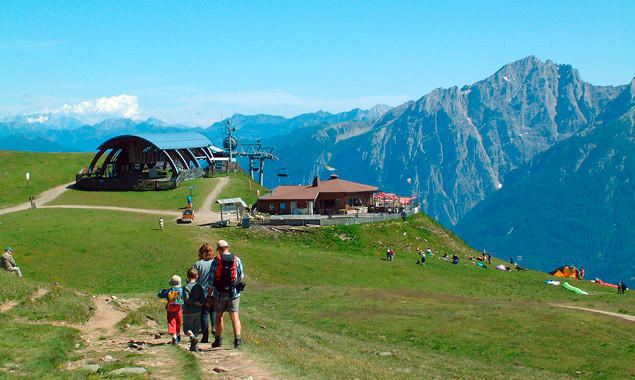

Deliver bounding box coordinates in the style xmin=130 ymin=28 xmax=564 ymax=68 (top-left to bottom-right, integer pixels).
xmin=158 ymin=275 xmax=184 ymax=345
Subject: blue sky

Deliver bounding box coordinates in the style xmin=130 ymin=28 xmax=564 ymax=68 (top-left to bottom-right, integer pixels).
xmin=1 ymin=1 xmax=633 ymax=125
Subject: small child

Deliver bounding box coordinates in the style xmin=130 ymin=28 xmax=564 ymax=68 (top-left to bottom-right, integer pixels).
xmin=183 ymin=268 xmax=205 ymax=352
xmin=158 ymin=275 xmax=184 ymax=345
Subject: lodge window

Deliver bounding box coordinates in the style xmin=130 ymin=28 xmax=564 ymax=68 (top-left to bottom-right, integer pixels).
xmin=269 ymin=203 xmax=275 ymax=211
xmin=322 ymin=199 xmax=335 ymax=208
xmin=280 ymin=202 xmax=286 ymax=210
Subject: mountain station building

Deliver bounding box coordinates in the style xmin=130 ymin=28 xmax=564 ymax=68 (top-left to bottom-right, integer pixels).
xmin=75 ymin=132 xmax=228 ymax=191
xmin=257 ymin=174 xmax=378 ymax=215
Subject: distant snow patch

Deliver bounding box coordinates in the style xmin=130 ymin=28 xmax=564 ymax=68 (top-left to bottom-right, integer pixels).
xmin=503 ymin=75 xmax=509 ymax=82
xmin=497 ymin=183 xmax=503 ymax=189
xmin=26 ymin=115 xmax=48 ymax=123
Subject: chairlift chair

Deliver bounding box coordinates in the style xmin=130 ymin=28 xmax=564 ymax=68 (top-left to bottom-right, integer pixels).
xmin=277 ymin=161 xmax=289 ymax=177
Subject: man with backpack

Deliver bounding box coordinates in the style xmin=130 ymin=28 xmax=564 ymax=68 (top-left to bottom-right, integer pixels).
xmin=210 ymin=240 xmax=245 ymax=349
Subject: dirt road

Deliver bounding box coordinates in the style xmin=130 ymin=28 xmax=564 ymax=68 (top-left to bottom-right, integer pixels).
xmin=0 ymin=182 xmax=74 ymax=216
xmin=2 ymin=177 xmax=231 ymax=224
xmin=552 ymin=304 xmax=635 ymax=322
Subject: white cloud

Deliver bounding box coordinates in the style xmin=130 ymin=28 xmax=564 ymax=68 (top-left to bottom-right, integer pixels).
xmin=50 ymin=94 xmax=140 ymax=119
xmin=26 ymin=115 xmax=48 ymax=123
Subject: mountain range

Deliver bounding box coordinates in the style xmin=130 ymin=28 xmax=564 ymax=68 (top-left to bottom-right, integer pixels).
xmin=1 ymin=56 xmax=632 ymax=281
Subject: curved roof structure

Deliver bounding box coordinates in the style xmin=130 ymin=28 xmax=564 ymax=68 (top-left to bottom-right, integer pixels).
xmin=97 ymin=132 xmax=214 ymax=151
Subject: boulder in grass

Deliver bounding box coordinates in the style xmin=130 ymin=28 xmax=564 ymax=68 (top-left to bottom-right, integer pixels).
xmin=109 ymin=367 xmax=147 ymax=375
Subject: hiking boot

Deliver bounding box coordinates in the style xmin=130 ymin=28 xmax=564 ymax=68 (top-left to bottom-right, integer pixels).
xmin=190 ymin=337 xmax=199 ymax=352
xmin=171 ymin=336 xmax=177 ymax=346
xmin=177 ymin=335 xmax=181 ymax=343
xmin=234 ymin=338 xmax=242 ymax=349
xmin=200 ymin=331 xmax=209 ymax=344
xmin=211 ymin=336 xmax=223 ymax=348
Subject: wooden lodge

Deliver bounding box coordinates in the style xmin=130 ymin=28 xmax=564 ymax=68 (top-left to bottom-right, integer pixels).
xmin=257 ymin=174 xmax=378 ymax=215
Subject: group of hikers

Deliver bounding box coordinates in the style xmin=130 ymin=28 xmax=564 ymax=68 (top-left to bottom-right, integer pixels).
xmin=385 ymin=246 xmax=460 ymax=265
xmin=157 ymin=239 xmax=245 ymax=352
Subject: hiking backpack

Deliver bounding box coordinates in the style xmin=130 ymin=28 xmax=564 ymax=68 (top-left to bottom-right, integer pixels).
xmin=215 ymin=254 xmax=237 ymax=293
xmin=166 ymin=289 xmax=183 ymax=312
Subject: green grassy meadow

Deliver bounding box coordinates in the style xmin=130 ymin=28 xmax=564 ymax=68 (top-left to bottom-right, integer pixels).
xmin=0 ymin=151 xmax=92 ymax=208
xmin=49 ymin=177 xmax=220 ymax=211
xmin=213 ymin=171 xmax=269 ymax=210
xmin=0 ymin=271 xmax=92 ymax=378
xmin=0 ymin=204 xmax=632 ymax=379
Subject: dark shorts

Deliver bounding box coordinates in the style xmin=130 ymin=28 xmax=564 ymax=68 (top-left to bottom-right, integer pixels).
xmin=183 ymin=312 xmax=201 ymax=335
xmin=214 ymin=295 xmax=240 ymax=313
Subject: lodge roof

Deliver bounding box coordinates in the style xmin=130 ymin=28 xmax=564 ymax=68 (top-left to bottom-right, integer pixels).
xmin=259 ymin=176 xmax=378 ymax=201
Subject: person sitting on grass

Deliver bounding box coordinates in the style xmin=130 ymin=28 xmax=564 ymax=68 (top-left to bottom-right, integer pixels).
xmin=1 ymin=247 xmax=22 ymax=277
xmin=452 ymin=254 xmax=459 ymax=264
xmin=183 ymin=268 xmax=205 ymax=352
xmin=158 ymin=275 xmax=184 ymax=345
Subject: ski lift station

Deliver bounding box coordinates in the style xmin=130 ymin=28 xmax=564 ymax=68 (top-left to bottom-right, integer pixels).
xmin=75 ymin=132 xmax=229 ymax=191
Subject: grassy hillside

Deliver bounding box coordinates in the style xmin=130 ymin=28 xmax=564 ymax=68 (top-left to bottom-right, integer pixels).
xmin=455 ymin=114 xmax=634 ymax=282
xmin=213 ymin=171 xmax=269 ymax=210
xmin=0 ymin=151 xmax=92 ymax=208
xmin=0 ymin=206 xmax=632 ymax=378
xmin=0 ymin=271 xmax=93 ymax=378
xmin=49 ymin=177 xmax=220 ymax=211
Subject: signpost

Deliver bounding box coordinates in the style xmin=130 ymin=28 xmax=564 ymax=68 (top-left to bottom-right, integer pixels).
xmin=26 ymin=172 xmax=30 ymax=189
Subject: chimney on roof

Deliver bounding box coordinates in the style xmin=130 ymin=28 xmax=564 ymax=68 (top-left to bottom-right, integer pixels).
xmin=330 ymin=174 xmax=339 ymax=179
xmin=312 ymin=176 xmax=320 ymax=187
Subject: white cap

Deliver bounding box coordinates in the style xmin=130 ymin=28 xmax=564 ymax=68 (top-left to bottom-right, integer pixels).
xmin=169 ymin=275 xmax=182 ymax=287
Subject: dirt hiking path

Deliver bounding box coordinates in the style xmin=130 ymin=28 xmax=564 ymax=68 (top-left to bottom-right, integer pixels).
xmin=553 ymin=304 xmax=635 ymax=322
xmin=0 ymin=288 xmax=49 ymax=312
xmin=67 ymin=295 xmax=277 ymax=379
xmin=197 ymin=176 xmax=230 ymax=222
xmin=0 ymin=182 xmax=74 ymax=216
xmin=3 ymin=177 xmax=231 ymax=224
xmin=40 ymin=204 xmax=182 ymax=218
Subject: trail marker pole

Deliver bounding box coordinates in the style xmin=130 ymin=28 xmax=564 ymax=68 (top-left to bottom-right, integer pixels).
xmin=26 ymin=172 xmax=30 ymax=189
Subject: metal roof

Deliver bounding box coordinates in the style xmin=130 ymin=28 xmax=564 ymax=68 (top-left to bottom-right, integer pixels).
xmin=216 ymin=198 xmax=248 ymax=207
xmin=97 ymin=132 xmax=216 ymax=150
